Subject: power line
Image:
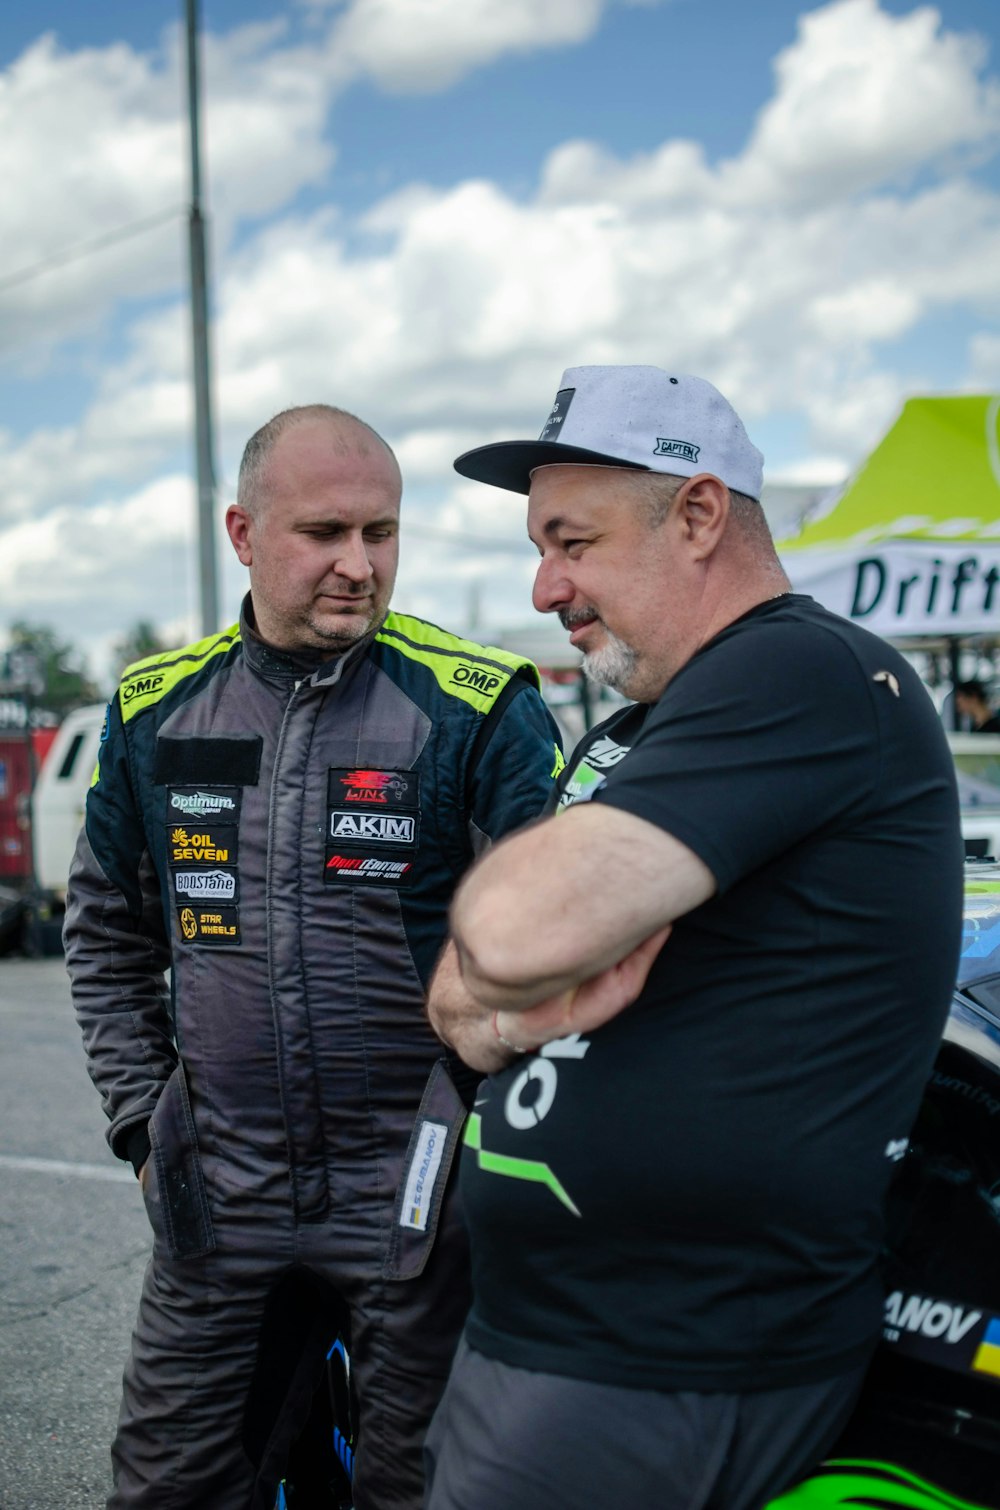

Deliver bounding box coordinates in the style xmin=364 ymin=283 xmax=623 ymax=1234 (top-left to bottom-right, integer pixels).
xmin=0 ymin=206 xmax=185 ymax=297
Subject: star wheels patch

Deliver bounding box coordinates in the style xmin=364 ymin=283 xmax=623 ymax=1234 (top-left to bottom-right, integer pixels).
xmin=176 ymin=905 xmax=241 ymax=944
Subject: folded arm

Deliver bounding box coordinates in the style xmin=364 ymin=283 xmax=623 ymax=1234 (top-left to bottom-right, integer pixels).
xmin=429 ymin=802 xmax=715 ymax=1067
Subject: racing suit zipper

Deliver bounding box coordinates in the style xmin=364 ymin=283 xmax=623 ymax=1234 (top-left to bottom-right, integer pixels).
xmin=267 ymin=675 xmax=330 ymax=1223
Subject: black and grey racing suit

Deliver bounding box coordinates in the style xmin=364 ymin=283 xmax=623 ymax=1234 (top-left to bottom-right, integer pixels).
xmin=64 ymin=598 xmax=563 ymax=1510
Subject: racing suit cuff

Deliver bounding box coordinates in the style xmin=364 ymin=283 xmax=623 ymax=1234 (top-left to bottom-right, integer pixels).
xmin=124 ymin=1123 xmax=151 ymax=1178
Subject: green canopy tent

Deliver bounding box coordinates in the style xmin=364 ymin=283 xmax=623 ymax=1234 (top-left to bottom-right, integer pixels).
xmin=778 ymin=395 xmax=1000 ymax=643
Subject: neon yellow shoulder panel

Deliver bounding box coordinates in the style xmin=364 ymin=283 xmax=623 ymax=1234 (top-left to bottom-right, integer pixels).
xmin=118 ymin=624 xmax=241 ymax=723
xmin=376 ymin=612 xmax=542 ymax=715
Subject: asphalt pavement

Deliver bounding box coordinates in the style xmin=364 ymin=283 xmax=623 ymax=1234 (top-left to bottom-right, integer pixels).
xmin=0 ymin=957 xmax=150 ymax=1509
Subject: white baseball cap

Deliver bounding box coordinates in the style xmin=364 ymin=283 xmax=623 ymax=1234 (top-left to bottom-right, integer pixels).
xmin=454 ymin=365 xmax=764 ymax=500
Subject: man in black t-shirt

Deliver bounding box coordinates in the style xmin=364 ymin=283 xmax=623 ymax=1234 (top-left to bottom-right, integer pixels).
xmin=955 ymin=678 xmax=1000 ymax=733
xmin=425 ymin=365 xmax=963 ymax=1510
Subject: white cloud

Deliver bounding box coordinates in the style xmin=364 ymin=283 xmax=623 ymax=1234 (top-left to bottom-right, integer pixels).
xmin=325 ymin=0 xmax=609 ymax=93
xmin=1 ymin=0 xmax=999 ymax=664
xmin=738 ymin=0 xmax=1000 ymax=205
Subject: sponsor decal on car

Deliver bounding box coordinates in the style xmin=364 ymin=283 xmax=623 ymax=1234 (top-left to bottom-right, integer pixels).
xmin=882 ymin=1288 xmax=1000 ymax=1381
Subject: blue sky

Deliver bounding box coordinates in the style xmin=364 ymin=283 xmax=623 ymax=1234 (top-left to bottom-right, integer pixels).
xmin=1 ymin=0 xmax=998 ymax=683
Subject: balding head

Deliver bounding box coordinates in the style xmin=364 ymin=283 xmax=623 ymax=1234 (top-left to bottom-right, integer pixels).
xmin=237 ymin=405 xmax=400 ymax=519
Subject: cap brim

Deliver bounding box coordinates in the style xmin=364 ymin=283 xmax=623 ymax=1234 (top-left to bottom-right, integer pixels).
xmin=453 ymin=440 xmax=648 ymax=495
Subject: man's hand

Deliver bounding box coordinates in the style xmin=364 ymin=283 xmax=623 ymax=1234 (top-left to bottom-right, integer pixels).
xmin=138 ymin=1159 xmax=149 ymax=1190
xmin=494 ymin=926 xmax=671 ymax=1053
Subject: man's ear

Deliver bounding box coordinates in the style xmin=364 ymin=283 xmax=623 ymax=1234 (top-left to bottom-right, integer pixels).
xmin=226 ymin=504 xmax=253 ymax=567
xmin=676 ymin=474 xmax=730 ymax=561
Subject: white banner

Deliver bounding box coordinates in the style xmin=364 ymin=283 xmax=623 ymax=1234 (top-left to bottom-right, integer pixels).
xmin=781 ymin=540 xmax=1000 ymax=638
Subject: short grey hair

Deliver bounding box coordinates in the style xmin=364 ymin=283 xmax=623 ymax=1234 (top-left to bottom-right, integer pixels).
xmin=636 ymin=472 xmax=773 ymax=548
xmin=236 ymin=404 xmax=400 ymax=516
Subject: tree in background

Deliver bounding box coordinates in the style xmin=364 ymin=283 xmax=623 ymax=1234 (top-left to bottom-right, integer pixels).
xmin=3 ymin=621 xmax=99 ymax=719
xmin=112 ymin=621 xmax=167 ymax=682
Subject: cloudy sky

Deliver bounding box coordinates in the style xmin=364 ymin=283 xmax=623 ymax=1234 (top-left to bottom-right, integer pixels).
xmin=1 ymin=0 xmax=998 ymax=686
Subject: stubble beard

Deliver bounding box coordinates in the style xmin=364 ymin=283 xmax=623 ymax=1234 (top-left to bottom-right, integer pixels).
xmin=560 ymin=608 xmax=638 ymax=695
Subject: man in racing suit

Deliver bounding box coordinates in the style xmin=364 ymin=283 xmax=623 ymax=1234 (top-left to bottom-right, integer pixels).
xmin=63 ymin=405 xmax=562 ymax=1510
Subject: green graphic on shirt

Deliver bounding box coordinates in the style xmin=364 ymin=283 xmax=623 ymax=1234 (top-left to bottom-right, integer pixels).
xmin=764 ymin=1459 xmax=990 ymax=1510
xmin=464 ymin=1112 xmax=581 ymax=1217
xmin=557 ymin=758 xmax=603 ymax=811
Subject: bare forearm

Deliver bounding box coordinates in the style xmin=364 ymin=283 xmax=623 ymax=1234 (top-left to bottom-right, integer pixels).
xmin=451 ymin=804 xmax=713 ymax=1004
xmin=425 ymin=941 xmax=521 ymax=1073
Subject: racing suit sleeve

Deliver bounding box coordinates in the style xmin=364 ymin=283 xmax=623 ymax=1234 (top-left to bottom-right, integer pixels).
xmin=63 ymin=695 xmax=176 ymax=1172
xmin=464 ymin=676 xmax=564 ymax=852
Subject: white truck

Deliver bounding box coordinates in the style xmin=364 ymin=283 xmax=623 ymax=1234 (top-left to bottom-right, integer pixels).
xmin=28 ymin=702 xmax=105 ymax=951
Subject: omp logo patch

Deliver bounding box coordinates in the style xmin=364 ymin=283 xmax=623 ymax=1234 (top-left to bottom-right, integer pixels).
xmin=334 ymin=769 xmax=414 ymax=806
xmin=169 ymin=789 xmax=238 ymax=818
xmin=168 ymin=826 xmax=237 ymax=865
xmin=329 ymin=810 xmax=416 ymax=844
xmin=653 ymin=438 xmax=700 ymax=463
xmin=883 ymin=1291 xmax=981 ymax=1346
xmin=448 ymin=664 xmax=503 ymax=695
xmin=399 ymin=1119 xmax=448 ymax=1232
xmin=122 ymin=674 xmax=165 ymax=703
xmin=177 ymin=905 xmax=240 ymax=944
xmin=174 ymin=869 xmax=237 ymax=901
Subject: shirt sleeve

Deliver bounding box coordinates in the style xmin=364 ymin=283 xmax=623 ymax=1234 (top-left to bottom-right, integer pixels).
xmin=595 ymin=621 xmax=881 ymax=894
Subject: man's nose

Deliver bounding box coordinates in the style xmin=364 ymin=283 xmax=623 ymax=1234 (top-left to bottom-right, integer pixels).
xmin=532 ymin=555 xmax=573 ymax=614
xmin=333 ymin=533 xmax=375 ymax=583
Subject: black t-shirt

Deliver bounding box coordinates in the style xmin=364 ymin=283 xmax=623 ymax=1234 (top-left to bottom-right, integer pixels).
xmin=461 ymin=595 xmax=963 ymax=1391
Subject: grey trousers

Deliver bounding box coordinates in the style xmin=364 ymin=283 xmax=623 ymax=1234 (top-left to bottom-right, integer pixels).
xmin=108 ymin=1187 xmax=470 ymax=1510
xmin=424 ymin=1336 xmax=867 ymax=1510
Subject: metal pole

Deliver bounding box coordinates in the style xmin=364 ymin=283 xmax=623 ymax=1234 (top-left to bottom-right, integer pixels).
xmin=185 ymin=0 xmax=219 ymax=636
xmin=948 ymin=637 xmax=962 ymax=730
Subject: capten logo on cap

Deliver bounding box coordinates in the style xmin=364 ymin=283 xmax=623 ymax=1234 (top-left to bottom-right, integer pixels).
xmin=454 ymin=365 xmax=764 ymax=500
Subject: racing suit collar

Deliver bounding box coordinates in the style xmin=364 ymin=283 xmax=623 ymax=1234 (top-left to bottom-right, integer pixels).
xmin=239 ymin=594 xmax=377 ymax=687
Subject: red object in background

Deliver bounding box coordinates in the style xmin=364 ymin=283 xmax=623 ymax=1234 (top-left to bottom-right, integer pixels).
xmin=32 ymin=728 xmax=57 ymax=768
xmin=0 ymin=734 xmax=33 ymax=881
xmin=0 ymin=729 xmax=55 ymax=883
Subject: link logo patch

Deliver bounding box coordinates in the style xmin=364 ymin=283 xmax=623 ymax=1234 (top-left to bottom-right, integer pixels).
xmin=168 ymin=825 xmax=238 ymax=865
xmin=325 ymin=853 xmax=415 ymax=888
xmin=174 ymin=868 xmax=238 ymax=902
xmin=177 ymin=905 xmax=241 ymax=945
xmin=328 ymin=769 xmax=418 ymax=809
xmin=329 ymin=809 xmax=417 ymax=844
xmin=168 ymin=787 xmax=241 ymax=820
